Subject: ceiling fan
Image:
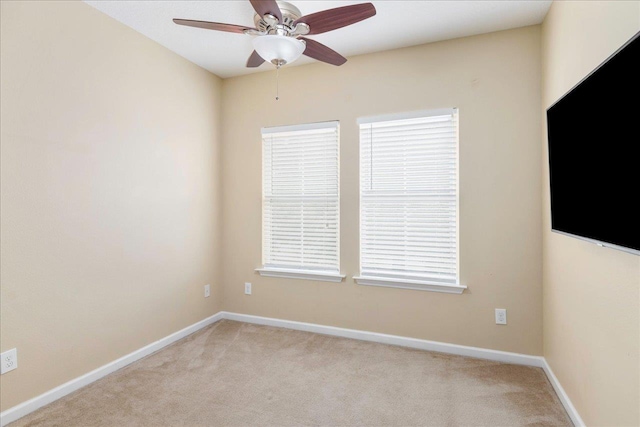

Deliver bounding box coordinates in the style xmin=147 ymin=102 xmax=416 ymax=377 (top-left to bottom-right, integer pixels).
xmin=173 ymin=0 xmax=376 ymax=69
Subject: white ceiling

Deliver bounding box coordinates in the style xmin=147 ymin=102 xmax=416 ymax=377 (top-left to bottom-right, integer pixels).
xmin=85 ymin=0 xmax=551 ymax=78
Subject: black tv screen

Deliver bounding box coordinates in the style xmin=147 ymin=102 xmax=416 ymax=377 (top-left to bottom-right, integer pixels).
xmin=546 ymin=31 xmax=639 ymax=256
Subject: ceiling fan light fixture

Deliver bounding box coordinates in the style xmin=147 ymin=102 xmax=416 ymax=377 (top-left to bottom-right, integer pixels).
xmin=252 ymin=35 xmax=305 ymax=66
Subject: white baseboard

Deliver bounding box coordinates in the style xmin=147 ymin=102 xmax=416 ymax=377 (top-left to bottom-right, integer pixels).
xmin=222 ymin=312 xmax=545 ymax=367
xmin=542 ymin=359 xmax=585 ymax=427
xmin=1 ymin=310 xmax=582 ymax=427
xmin=0 ymin=312 xmax=224 ymax=427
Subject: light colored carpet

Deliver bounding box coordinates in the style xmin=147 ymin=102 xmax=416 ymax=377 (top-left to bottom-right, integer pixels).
xmin=11 ymin=320 xmax=571 ymax=426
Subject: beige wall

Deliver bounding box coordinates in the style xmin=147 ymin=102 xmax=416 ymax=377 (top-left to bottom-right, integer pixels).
xmin=0 ymin=1 xmax=223 ymax=411
xmin=221 ymin=26 xmax=543 ymax=355
xmin=541 ymin=2 xmax=640 ymax=426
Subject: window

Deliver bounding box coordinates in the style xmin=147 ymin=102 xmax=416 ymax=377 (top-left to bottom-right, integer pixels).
xmin=355 ymin=109 xmax=465 ymax=294
xmin=256 ymin=121 xmax=344 ymax=282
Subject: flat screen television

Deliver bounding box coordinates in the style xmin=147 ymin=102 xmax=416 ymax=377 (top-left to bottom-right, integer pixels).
xmin=546 ymin=31 xmax=639 ymax=256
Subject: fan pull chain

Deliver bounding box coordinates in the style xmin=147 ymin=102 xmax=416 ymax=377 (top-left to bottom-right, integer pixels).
xmin=275 ymin=64 xmax=280 ymax=101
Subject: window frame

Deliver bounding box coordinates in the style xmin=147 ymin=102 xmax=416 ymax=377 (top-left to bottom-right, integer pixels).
xmin=256 ymin=120 xmax=345 ymax=283
xmin=354 ymin=109 xmax=466 ymax=294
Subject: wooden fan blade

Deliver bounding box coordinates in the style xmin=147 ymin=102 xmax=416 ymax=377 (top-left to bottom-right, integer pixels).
xmin=173 ymin=19 xmax=254 ymax=34
xmin=294 ymin=3 xmax=376 ymax=35
xmin=250 ymin=0 xmax=282 ymax=23
xmin=246 ymin=50 xmax=266 ymax=68
xmin=300 ymin=38 xmax=347 ymax=66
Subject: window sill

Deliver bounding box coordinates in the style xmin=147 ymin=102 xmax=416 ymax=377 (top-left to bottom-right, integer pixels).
xmin=353 ymin=276 xmax=467 ymax=294
xmin=256 ymin=268 xmax=346 ymax=283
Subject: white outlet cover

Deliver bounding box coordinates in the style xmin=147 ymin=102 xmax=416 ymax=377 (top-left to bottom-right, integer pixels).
xmin=244 ymin=282 xmax=252 ymax=295
xmin=204 ymin=284 xmax=211 ymax=298
xmin=495 ymin=309 xmax=507 ymax=325
xmin=1 ymin=348 xmax=17 ymax=374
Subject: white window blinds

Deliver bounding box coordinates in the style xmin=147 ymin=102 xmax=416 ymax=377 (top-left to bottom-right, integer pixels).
xmin=262 ymin=122 xmax=340 ymax=273
xmin=359 ymin=109 xmax=459 ymax=285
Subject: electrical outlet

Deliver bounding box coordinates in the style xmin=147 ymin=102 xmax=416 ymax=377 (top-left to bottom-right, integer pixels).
xmin=495 ymin=309 xmax=507 ymax=325
xmin=1 ymin=348 xmax=17 ymax=374
xmin=204 ymin=284 xmax=210 ymax=298
xmin=244 ymin=282 xmax=252 ymax=295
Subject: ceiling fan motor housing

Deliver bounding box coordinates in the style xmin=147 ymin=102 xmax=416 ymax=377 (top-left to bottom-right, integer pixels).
xmin=253 ymin=1 xmax=301 ymax=34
